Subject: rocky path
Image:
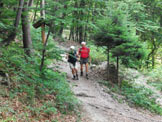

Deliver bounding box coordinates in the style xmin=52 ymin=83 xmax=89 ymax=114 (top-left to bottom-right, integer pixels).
xmin=57 ymin=53 xmax=162 ymax=122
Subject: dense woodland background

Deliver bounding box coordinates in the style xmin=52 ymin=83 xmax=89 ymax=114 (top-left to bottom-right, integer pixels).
xmin=0 ymin=0 xmax=162 ymax=121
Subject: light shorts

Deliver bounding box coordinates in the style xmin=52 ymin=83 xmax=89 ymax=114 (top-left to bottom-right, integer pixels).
xmin=69 ymin=62 xmax=76 ymax=69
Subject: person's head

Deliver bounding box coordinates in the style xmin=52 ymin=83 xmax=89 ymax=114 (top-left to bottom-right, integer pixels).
xmin=81 ymin=41 xmax=86 ymax=47
xmin=70 ymin=46 xmax=75 ymax=50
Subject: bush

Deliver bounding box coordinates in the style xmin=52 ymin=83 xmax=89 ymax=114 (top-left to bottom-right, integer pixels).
xmin=147 ymin=66 xmax=162 ymax=91
xmin=0 ymin=40 xmax=78 ymax=113
xmin=87 ymin=42 xmax=107 ymax=64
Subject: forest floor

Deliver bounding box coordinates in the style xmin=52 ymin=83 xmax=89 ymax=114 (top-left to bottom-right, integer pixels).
xmin=57 ymin=41 xmax=162 ymax=122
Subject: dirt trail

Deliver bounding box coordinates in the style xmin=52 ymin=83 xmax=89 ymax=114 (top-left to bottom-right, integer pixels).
xmin=57 ymin=53 xmax=162 ymax=122
xmin=55 ymin=43 xmax=162 ymax=122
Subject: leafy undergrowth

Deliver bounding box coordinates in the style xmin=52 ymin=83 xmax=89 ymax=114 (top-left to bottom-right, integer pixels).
xmin=0 ymin=42 xmax=80 ymax=121
xmin=0 ymin=87 xmax=78 ymax=122
xmin=87 ymin=42 xmax=107 ymax=64
xmin=100 ymin=80 xmax=162 ymax=115
xmin=147 ymin=66 xmax=162 ymax=92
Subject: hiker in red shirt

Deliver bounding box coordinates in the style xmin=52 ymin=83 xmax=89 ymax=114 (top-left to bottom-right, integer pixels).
xmin=78 ymin=42 xmax=91 ymax=79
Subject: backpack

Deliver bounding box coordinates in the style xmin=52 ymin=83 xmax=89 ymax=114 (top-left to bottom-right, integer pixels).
xmin=68 ymin=50 xmax=77 ymax=63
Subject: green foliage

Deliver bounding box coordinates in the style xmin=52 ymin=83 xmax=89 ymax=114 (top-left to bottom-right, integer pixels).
xmin=28 ymin=101 xmax=58 ymax=116
xmin=112 ymin=40 xmax=147 ymax=68
xmin=100 ymin=80 xmax=162 ymax=115
xmin=87 ymin=42 xmax=107 ymax=64
xmin=93 ymin=3 xmax=147 ymax=68
xmin=147 ymin=66 xmax=162 ymax=91
xmin=0 ymin=41 xmax=78 ymax=113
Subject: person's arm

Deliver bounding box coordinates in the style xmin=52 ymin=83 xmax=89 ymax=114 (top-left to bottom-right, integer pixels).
xmin=88 ymin=48 xmax=91 ymax=63
xmin=77 ymin=48 xmax=81 ymax=61
xmin=89 ymin=55 xmax=91 ymax=63
xmin=78 ymin=48 xmax=81 ymax=57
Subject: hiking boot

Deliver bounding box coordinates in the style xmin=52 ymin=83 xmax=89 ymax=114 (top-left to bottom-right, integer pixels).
xmin=86 ymin=74 xmax=89 ymax=80
xmin=80 ymin=71 xmax=83 ymax=76
xmin=76 ymin=74 xmax=79 ymax=80
xmin=72 ymin=75 xmax=76 ymax=80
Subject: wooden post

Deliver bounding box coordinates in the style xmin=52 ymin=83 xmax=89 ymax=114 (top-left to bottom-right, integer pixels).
xmin=40 ymin=0 xmax=46 ymax=44
xmin=41 ymin=24 xmax=46 ymax=44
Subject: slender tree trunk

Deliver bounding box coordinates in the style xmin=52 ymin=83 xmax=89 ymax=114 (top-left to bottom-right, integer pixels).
xmin=0 ymin=2 xmax=3 ymax=16
xmin=15 ymin=0 xmax=25 ymax=28
xmin=40 ymin=0 xmax=45 ymax=18
xmin=21 ymin=1 xmax=32 ymax=56
xmin=147 ymin=36 xmax=157 ymax=69
xmin=152 ymin=54 xmax=155 ymax=69
xmin=116 ymin=56 xmax=119 ymax=86
xmin=0 ymin=0 xmax=24 ymax=46
xmin=73 ymin=1 xmax=79 ymax=42
xmin=78 ymin=0 xmax=85 ymax=43
xmin=152 ymin=37 xmax=155 ymax=69
xmin=28 ymin=0 xmax=33 ymax=7
xmin=69 ymin=26 xmax=75 ymax=41
xmin=84 ymin=15 xmax=89 ymax=42
xmin=33 ymin=0 xmax=40 ymax=23
xmin=58 ymin=4 xmax=67 ymax=36
xmin=76 ymin=26 xmax=79 ymax=42
xmin=107 ymin=46 xmax=110 ymax=81
xmin=40 ymin=27 xmax=51 ymax=71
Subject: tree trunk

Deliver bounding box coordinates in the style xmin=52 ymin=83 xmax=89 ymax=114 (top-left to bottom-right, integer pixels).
xmin=107 ymin=46 xmax=110 ymax=81
xmin=28 ymin=0 xmax=33 ymax=7
xmin=152 ymin=53 xmax=155 ymax=69
xmin=116 ymin=56 xmax=119 ymax=86
xmin=58 ymin=4 xmax=67 ymax=36
xmin=146 ymin=36 xmax=157 ymax=69
xmin=40 ymin=27 xmax=51 ymax=71
xmin=69 ymin=27 xmax=75 ymax=41
xmin=0 ymin=0 xmax=24 ymax=46
xmin=40 ymin=0 xmax=45 ymax=18
xmin=76 ymin=25 xmax=79 ymax=42
xmin=78 ymin=0 xmax=85 ymax=43
xmin=0 ymin=2 xmax=3 ymax=16
xmin=33 ymin=0 xmax=40 ymax=23
xmin=21 ymin=1 xmax=32 ymax=56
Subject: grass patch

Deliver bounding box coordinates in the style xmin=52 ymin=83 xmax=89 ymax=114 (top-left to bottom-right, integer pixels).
xmin=100 ymin=80 xmax=162 ymax=115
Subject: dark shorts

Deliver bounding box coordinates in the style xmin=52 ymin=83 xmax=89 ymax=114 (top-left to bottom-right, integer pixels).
xmin=80 ymin=58 xmax=89 ymax=64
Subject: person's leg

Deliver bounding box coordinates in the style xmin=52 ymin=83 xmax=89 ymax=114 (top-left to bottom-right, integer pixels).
xmin=85 ymin=58 xmax=89 ymax=79
xmin=80 ymin=64 xmax=83 ymax=76
xmin=72 ymin=68 xmax=76 ymax=79
xmin=85 ymin=63 xmax=88 ymax=73
xmin=72 ymin=68 xmax=75 ymax=74
xmin=69 ymin=63 xmax=76 ymax=79
xmin=74 ymin=68 xmax=79 ymax=80
xmin=80 ymin=58 xmax=84 ymax=76
xmin=85 ymin=63 xmax=89 ymax=79
xmin=73 ymin=62 xmax=79 ymax=80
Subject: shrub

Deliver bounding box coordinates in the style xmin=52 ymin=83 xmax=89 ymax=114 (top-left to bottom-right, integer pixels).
xmin=147 ymin=66 xmax=162 ymax=91
xmin=87 ymin=42 xmax=107 ymax=64
xmin=0 ymin=40 xmax=78 ymax=113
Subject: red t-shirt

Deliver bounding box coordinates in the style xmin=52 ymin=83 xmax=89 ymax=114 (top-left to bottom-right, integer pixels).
xmin=79 ymin=47 xmax=90 ymax=58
